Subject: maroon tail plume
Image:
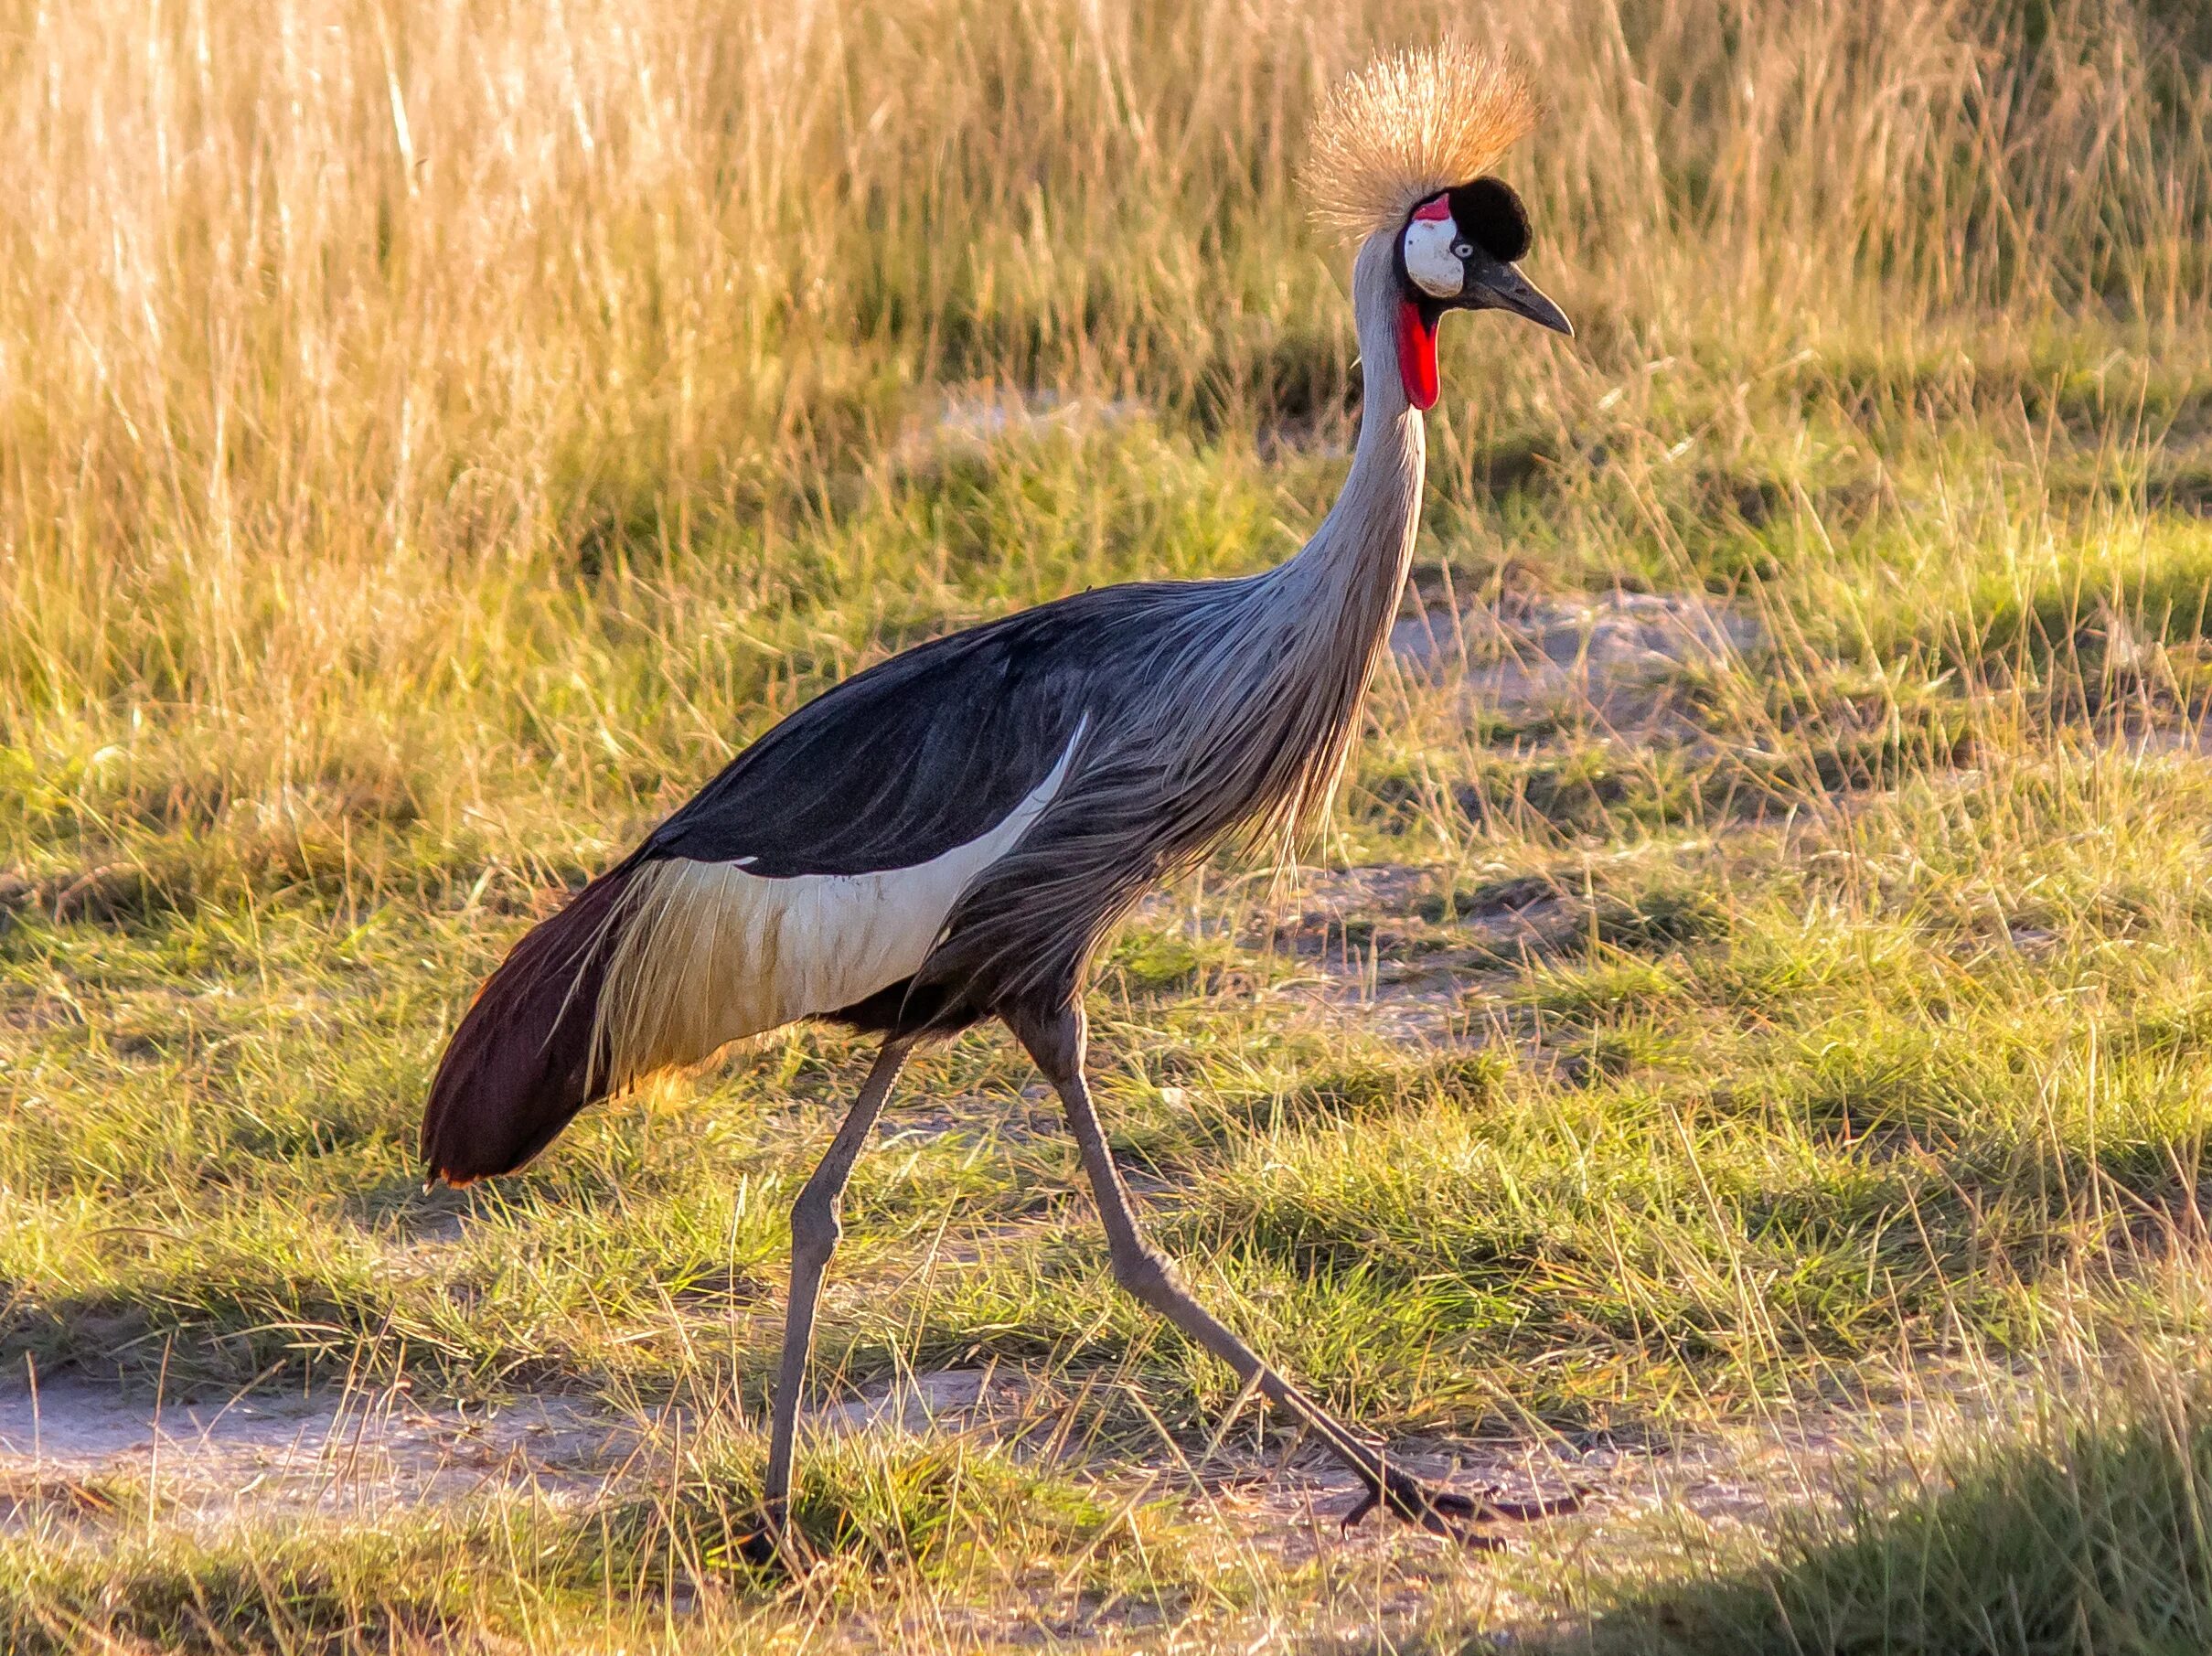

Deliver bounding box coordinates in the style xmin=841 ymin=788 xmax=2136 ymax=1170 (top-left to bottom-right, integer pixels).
xmin=421 ymin=866 xmax=639 ymax=1185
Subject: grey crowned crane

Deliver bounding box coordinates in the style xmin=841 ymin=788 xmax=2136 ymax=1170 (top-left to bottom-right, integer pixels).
xmin=422 ymin=45 xmax=1574 ymax=1550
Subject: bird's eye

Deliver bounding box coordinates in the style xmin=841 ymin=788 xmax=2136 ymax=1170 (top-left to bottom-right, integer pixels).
xmin=1452 ymin=241 xmax=1473 ymax=259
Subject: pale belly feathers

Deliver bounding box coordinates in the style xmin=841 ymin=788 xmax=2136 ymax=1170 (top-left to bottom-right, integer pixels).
xmin=591 ymin=732 xmax=1080 ymax=1088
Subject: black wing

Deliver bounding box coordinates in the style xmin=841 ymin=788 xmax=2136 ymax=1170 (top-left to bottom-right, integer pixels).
xmin=646 ymin=587 xmax=1175 ymax=876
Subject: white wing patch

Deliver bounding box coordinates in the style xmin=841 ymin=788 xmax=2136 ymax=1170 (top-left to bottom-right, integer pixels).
xmin=592 ymin=730 xmax=1082 ymax=1089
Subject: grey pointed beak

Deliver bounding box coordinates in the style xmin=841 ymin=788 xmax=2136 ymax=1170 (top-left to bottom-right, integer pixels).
xmin=1467 ymin=263 xmax=1573 ymax=337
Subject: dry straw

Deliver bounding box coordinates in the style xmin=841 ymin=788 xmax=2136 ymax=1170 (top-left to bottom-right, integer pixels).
xmin=1300 ymin=42 xmax=1540 ymax=242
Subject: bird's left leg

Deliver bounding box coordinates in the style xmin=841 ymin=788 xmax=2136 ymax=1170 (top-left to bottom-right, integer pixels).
xmin=1014 ymin=1003 xmax=1576 ymax=1546
xmin=746 ymin=1034 xmax=914 ymax=1561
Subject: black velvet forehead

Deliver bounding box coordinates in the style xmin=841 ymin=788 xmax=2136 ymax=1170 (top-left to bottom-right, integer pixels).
xmin=1446 ymin=176 xmax=1531 ymax=263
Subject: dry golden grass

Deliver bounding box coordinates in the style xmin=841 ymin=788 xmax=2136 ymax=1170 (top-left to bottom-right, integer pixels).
xmin=3 ymin=0 xmax=2203 ymax=889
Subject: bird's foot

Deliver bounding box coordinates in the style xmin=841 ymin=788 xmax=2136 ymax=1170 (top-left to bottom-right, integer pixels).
xmin=733 ymin=1526 xmax=783 ymax=1569
xmin=1341 ymin=1465 xmax=1587 ymax=1549
xmin=733 ymin=1500 xmax=802 ymax=1571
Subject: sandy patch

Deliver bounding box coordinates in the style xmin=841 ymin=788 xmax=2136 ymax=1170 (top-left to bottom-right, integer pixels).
xmin=1394 ymin=589 xmax=1763 ymax=732
xmin=0 ymin=1376 xmax=643 ymax=1530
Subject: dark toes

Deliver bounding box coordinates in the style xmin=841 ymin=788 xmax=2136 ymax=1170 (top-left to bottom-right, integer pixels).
xmin=1346 ymin=1473 xmax=1489 ymax=1540
xmin=1349 ymin=1469 xmax=1584 ymax=1548
xmin=1480 ymin=1485 xmax=1592 ymax=1522
xmin=1418 ymin=1487 xmax=1481 ymax=1521
xmin=1407 ymin=1488 xmax=1507 ymax=1549
xmin=733 ymin=1527 xmax=783 ymax=1568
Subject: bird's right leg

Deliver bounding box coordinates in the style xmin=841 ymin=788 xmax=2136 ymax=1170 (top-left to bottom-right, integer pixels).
xmin=1015 ymin=1003 xmax=1575 ymax=1546
xmin=747 ymin=1034 xmax=914 ymax=1560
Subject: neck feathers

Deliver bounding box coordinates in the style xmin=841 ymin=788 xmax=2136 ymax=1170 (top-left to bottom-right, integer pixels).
xmin=1282 ymin=231 xmax=1426 ymax=603
xmin=1253 ymin=230 xmax=1427 ymax=839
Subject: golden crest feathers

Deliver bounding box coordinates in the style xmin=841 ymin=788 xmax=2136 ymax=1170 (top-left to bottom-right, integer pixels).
xmin=1301 ymin=43 xmax=1538 ymax=242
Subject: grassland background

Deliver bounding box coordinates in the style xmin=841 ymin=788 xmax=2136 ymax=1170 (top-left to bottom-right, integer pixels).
xmin=3 ymin=0 xmax=2212 ymax=1650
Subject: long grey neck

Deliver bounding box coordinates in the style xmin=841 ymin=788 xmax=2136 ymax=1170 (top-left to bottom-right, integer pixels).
xmin=918 ymin=235 xmax=1432 ymax=978
xmin=1266 ymin=230 xmax=1426 ymax=650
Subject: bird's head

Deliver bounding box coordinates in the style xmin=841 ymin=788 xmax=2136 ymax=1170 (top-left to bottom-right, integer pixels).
xmin=1304 ymin=44 xmax=1572 ymax=411
xmin=1391 ymin=176 xmax=1568 ymax=409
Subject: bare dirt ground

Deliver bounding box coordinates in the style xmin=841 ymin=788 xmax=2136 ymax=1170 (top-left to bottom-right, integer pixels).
xmin=0 ymin=1350 xmax=1989 ymax=1640
xmin=1392 ymin=590 xmax=1763 ymax=732
xmin=1132 ymin=590 xmax=1762 ymax=1041
xmin=0 ymin=1377 xmax=642 ymax=1529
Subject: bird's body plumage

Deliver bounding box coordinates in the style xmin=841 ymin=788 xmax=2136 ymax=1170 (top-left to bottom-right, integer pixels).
xmin=421 ymin=243 xmax=1424 ymax=1182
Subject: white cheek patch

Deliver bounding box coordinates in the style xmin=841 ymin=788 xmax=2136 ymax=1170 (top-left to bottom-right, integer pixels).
xmin=1402 ymin=216 xmax=1465 ymax=300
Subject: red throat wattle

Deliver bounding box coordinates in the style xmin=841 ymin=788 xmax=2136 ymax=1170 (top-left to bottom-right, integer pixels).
xmin=1395 ymin=300 xmax=1438 ymax=411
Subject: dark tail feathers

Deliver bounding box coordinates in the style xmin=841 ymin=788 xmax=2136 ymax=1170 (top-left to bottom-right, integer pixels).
xmin=421 ymin=866 xmax=638 ymax=1185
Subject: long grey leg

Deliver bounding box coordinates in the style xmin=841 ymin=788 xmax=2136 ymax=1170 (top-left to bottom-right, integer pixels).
xmin=758 ymin=1035 xmax=914 ymax=1536
xmin=1015 ymin=1003 xmax=1574 ymax=1544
